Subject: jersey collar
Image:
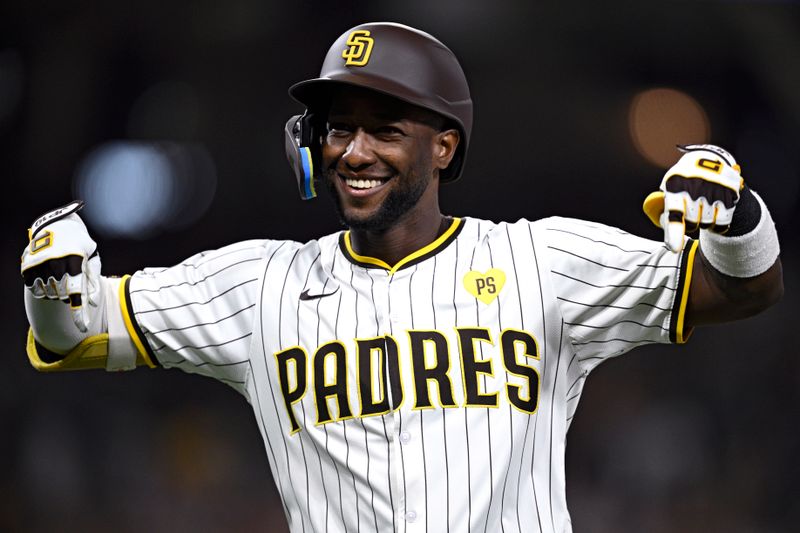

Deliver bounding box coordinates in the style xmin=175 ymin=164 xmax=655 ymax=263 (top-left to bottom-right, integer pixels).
xmin=339 ymin=217 xmax=464 ymax=274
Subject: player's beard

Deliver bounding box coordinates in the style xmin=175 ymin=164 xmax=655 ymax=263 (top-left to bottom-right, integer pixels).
xmin=326 ymin=172 xmax=430 ymax=233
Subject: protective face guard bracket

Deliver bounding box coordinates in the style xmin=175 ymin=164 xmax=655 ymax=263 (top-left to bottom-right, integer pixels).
xmin=284 ymin=113 xmax=321 ymax=200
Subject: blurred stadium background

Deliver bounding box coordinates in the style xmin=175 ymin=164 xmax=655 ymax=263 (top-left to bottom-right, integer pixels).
xmin=2 ymin=1 xmax=798 ymax=531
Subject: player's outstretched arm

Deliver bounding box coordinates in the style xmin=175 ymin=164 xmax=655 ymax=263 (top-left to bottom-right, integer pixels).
xmin=643 ymin=144 xmax=783 ymax=327
xmin=687 ymin=237 xmax=782 ymax=326
xmin=21 ymin=201 xmax=145 ymax=371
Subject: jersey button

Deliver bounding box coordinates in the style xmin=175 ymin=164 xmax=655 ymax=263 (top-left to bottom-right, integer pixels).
xmin=405 ymin=511 xmax=417 ymax=523
xmin=399 ymin=431 xmax=411 ymax=444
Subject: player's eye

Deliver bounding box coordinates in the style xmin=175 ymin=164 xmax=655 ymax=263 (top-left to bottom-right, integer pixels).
xmin=326 ymin=122 xmax=353 ymax=136
xmin=375 ymin=125 xmax=404 ymax=138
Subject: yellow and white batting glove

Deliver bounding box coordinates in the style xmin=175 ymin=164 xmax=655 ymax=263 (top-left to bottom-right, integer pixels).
xmin=643 ymin=144 xmax=744 ymax=252
xmin=21 ymin=201 xmax=102 ymax=333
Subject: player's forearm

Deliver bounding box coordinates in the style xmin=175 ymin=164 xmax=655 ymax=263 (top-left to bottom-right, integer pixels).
xmin=686 ymin=188 xmax=783 ymax=326
xmin=686 ymin=251 xmax=782 ymax=326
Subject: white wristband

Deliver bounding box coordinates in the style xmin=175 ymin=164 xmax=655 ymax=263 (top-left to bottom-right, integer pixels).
xmin=103 ymin=277 xmax=140 ymax=371
xmin=699 ymin=190 xmax=780 ymax=278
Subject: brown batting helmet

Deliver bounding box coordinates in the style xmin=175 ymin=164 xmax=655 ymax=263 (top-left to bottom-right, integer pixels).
xmin=289 ymin=22 xmax=473 ymax=183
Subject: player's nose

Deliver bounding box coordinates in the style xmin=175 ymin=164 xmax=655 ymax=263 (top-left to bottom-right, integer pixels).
xmin=341 ymin=130 xmax=377 ymax=170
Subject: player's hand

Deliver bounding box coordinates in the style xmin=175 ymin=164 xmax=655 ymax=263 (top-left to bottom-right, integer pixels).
xmin=20 ymin=201 xmax=102 ymax=333
xmin=643 ymin=144 xmax=744 ymax=252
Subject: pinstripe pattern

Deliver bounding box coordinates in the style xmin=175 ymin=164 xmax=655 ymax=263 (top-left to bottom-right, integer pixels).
xmin=127 ymin=216 xmax=693 ymax=532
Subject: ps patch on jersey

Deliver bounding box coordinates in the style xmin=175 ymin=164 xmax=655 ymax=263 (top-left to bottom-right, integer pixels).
xmin=126 ymin=216 xmax=695 ymax=533
xmin=463 ymin=268 xmax=506 ymax=304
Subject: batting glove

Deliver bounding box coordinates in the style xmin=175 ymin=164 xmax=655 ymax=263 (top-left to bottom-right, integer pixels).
xmin=643 ymin=144 xmax=744 ymax=252
xmin=21 ymin=201 xmax=102 ymax=333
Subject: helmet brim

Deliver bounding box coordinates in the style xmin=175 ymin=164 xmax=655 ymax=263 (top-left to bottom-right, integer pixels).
xmin=290 ymin=75 xmax=467 ymax=127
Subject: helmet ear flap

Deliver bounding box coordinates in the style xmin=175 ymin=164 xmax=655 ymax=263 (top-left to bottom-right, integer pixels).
xmin=284 ymin=112 xmax=324 ymax=200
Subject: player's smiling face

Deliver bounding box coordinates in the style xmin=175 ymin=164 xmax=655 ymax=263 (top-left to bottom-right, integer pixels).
xmin=321 ymin=86 xmax=459 ymax=232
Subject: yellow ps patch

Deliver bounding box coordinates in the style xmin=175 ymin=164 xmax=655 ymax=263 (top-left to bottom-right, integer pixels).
xmin=342 ymin=30 xmax=374 ymax=66
xmin=464 ymin=269 xmax=506 ymax=304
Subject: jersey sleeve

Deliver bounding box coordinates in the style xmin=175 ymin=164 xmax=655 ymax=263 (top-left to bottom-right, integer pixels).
xmin=123 ymin=240 xmax=276 ymax=393
xmin=539 ymin=217 xmax=698 ymax=370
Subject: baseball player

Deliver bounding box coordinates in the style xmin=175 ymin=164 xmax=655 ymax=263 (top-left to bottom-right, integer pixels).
xmin=22 ymin=22 xmax=782 ymax=533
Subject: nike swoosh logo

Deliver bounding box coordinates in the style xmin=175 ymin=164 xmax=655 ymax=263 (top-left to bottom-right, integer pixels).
xmin=299 ymin=287 xmax=340 ymax=301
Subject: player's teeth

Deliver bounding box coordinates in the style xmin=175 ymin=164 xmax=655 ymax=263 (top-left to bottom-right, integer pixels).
xmin=346 ymin=179 xmax=382 ymax=189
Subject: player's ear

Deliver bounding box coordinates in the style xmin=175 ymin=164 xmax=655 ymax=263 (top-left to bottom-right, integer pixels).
xmin=433 ymin=128 xmax=460 ymax=171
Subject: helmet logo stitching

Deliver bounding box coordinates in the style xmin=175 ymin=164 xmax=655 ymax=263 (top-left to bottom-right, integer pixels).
xmin=342 ymin=30 xmax=374 ymax=67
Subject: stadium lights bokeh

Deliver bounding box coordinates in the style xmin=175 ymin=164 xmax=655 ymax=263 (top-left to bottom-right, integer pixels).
xmin=73 ymin=141 xmax=216 ymax=239
xmin=629 ymin=87 xmax=710 ymax=168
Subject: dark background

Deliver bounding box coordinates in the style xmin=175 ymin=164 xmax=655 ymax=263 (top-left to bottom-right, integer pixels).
xmin=2 ymin=1 xmax=798 ymax=531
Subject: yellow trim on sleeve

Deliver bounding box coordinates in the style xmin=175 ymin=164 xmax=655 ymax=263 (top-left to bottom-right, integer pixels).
xmin=674 ymin=240 xmax=699 ymax=344
xmin=119 ymin=274 xmax=157 ymax=368
xmin=344 ymin=218 xmax=462 ymax=274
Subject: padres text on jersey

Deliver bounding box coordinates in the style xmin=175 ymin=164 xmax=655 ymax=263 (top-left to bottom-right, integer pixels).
xmin=125 ymin=216 xmax=695 ymax=533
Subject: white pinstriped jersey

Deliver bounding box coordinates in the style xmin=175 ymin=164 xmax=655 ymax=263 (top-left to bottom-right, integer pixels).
xmin=125 ymin=216 xmax=696 ymax=533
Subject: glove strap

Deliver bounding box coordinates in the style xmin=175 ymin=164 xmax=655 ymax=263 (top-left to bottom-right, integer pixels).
xmin=29 ymin=200 xmax=84 ymax=240
xmin=699 ymin=190 xmax=779 ymax=278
